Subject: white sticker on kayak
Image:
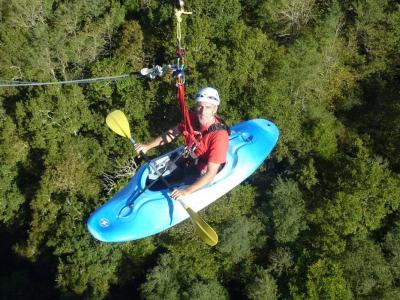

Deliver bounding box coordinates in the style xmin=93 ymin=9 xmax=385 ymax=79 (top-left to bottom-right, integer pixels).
xmin=100 ymin=218 xmax=110 ymax=228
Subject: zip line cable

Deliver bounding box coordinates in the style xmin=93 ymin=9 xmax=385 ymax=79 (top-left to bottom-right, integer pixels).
xmin=0 ymin=2 xmax=192 ymax=88
xmin=0 ymin=73 xmax=141 ymax=87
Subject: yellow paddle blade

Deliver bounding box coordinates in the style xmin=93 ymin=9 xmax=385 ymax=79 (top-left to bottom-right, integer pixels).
xmin=183 ymin=204 xmax=218 ymax=246
xmin=106 ymin=110 xmax=132 ymax=139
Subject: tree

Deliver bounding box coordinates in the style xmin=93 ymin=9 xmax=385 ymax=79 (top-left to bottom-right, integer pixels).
xmin=383 ymin=220 xmax=400 ymax=283
xmin=218 ymin=216 xmax=265 ymax=266
xmin=268 ymin=177 xmax=307 ymax=243
xmin=206 ymin=184 xmax=258 ymax=224
xmin=341 ymin=238 xmax=393 ymax=299
xmin=183 ymin=280 xmax=229 ymax=300
xmin=256 ymin=0 xmax=317 ymax=38
xmin=353 ymin=0 xmax=400 ymax=75
xmin=0 ymin=113 xmax=28 ymax=225
xmin=269 ymin=247 xmax=294 ymax=276
xmin=246 ymin=267 xmax=279 ymax=300
xmin=310 ymin=138 xmax=400 ymax=255
xmin=115 ymin=20 xmax=144 ymax=70
xmin=53 ymin=228 xmax=123 ymax=299
xmin=305 ymin=258 xmax=352 ymax=300
xmin=140 ymin=254 xmax=182 ymax=300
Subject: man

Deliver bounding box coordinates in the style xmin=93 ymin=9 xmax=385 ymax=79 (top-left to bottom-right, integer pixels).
xmin=134 ymin=87 xmax=229 ymax=200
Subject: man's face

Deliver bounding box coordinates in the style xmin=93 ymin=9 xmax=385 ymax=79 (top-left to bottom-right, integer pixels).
xmin=195 ymin=101 xmax=217 ymax=124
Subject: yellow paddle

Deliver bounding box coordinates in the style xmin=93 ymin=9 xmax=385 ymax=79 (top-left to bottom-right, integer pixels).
xmin=106 ymin=110 xmax=218 ymax=246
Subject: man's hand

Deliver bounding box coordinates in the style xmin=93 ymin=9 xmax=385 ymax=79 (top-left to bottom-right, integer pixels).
xmin=170 ymin=188 xmax=191 ymax=200
xmin=133 ymin=126 xmax=180 ymax=156
xmin=134 ymin=143 xmax=151 ymax=155
xmin=169 ymin=162 xmax=221 ymax=200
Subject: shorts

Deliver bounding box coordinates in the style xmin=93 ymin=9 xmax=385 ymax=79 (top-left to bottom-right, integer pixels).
xmin=147 ymin=156 xmax=202 ymax=191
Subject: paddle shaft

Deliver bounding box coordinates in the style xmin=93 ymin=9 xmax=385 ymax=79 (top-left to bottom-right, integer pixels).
xmin=123 ymin=148 xmax=187 ymax=212
xmin=128 ymin=138 xmax=174 ymax=191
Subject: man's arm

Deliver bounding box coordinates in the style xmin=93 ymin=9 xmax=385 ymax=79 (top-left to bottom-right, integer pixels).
xmin=135 ymin=125 xmax=180 ymax=154
xmin=170 ymin=162 xmax=221 ymax=199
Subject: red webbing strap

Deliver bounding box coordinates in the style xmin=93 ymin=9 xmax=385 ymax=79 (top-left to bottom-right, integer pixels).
xmin=176 ymin=84 xmax=198 ymax=148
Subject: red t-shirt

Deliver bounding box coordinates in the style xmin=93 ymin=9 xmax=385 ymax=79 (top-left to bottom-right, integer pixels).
xmin=178 ymin=112 xmax=229 ymax=171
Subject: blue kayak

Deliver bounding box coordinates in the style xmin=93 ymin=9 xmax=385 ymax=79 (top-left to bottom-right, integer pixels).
xmin=87 ymin=119 xmax=279 ymax=242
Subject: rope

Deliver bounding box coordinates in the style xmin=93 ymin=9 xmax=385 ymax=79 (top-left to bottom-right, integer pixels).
xmin=175 ymin=3 xmax=192 ymax=49
xmin=0 ymin=73 xmax=140 ymax=87
xmin=174 ymin=1 xmax=197 ymax=149
xmin=177 ymin=83 xmax=199 ymax=149
xmin=174 ymin=2 xmax=191 ymax=85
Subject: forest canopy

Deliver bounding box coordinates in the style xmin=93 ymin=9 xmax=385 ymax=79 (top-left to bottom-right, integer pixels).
xmin=1 ymin=0 xmax=400 ymax=299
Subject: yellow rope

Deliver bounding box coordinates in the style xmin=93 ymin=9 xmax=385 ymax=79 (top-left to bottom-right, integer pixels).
xmin=175 ymin=7 xmax=192 ymax=47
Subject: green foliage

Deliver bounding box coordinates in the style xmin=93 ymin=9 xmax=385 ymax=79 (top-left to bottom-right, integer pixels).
xmin=165 ymin=241 xmax=220 ymax=282
xmin=268 ymin=177 xmax=307 ymax=243
xmin=343 ymin=77 xmax=400 ymax=172
xmin=383 ymin=220 xmax=400 ymax=281
xmin=305 ymin=259 xmax=352 ymax=300
xmin=311 ymin=137 xmax=400 ymax=255
xmin=188 ymin=0 xmax=242 ymax=41
xmin=256 ymin=0 xmax=317 ymax=38
xmin=54 ymin=229 xmax=122 ymax=298
xmin=269 ymin=247 xmax=294 ymax=276
xmin=302 ymin=106 xmax=339 ymax=159
xmin=354 ymin=0 xmax=400 ymax=75
xmin=253 ymin=4 xmax=358 ymax=161
xmin=115 ymin=20 xmax=144 ymax=70
xmin=0 ymin=0 xmax=126 ymax=80
xmin=45 ymin=141 xmax=101 ymax=196
xmin=0 ymin=114 xmax=28 ymax=224
xmin=206 ymin=184 xmax=258 ymax=223
xmin=139 ymin=253 xmax=182 ymax=300
xmin=341 ymin=238 xmax=393 ymax=299
xmin=245 ymin=267 xmax=279 ymax=300
xmin=183 ymin=280 xmax=229 ymax=300
xmin=297 ymin=158 xmax=318 ymax=190
xmin=382 ymin=289 xmax=400 ymax=300
xmin=204 ymin=21 xmax=282 ymax=123
xmin=218 ymin=216 xmax=265 ymax=266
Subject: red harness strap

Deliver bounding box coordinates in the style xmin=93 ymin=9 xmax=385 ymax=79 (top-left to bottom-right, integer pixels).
xmin=176 ymin=84 xmax=200 ymax=149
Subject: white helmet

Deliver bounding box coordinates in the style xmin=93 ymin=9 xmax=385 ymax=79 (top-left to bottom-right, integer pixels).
xmin=195 ymin=87 xmax=220 ymax=106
